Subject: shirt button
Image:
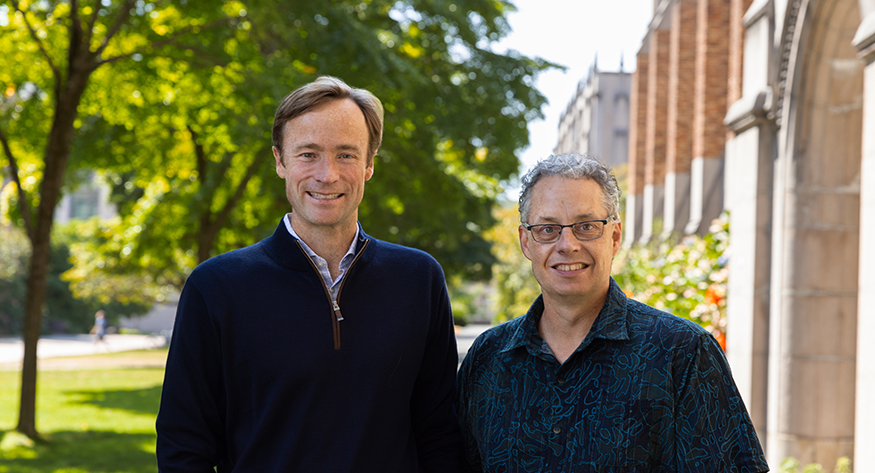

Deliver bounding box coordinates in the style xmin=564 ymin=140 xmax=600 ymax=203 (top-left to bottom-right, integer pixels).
xmin=552 ymin=426 xmax=561 ymax=434
xmin=556 ymin=377 xmax=565 ymax=385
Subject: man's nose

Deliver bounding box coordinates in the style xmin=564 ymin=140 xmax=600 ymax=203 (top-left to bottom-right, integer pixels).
xmin=314 ymin=157 xmax=339 ymax=182
xmin=555 ymin=226 xmax=581 ymax=251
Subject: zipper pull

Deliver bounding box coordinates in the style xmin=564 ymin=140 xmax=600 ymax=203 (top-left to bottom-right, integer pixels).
xmin=333 ymin=300 xmax=344 ymax=322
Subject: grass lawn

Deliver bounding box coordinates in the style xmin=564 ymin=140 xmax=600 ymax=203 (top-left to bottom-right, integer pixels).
xmin=0 ymin=349 xmax=168 ymax=473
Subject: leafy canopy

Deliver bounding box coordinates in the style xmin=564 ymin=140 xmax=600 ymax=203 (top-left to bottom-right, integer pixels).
xmin=2 ymin=1 xmax=556 ymax=296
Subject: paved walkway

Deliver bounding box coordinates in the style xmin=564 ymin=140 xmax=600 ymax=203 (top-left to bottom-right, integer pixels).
xmin=456 ymin=324 xmax=491 ymax=363
xmin=0 ymin=334 xmax=168 ymax=365
xmin=0 ymin=325 xmax=490 ymax=366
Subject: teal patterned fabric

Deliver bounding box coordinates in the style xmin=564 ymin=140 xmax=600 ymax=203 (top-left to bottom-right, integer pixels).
xmin=456 ymin=279 xmax=769 ymax=473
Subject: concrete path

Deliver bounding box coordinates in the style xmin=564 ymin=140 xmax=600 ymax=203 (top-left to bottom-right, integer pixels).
xmin=0 ymin=334 xmax=167 ymax=365
xmin=0 ymin=325 xmax=490 ymax=366
xmin=456 ymin=324 xmax=491 ymax=363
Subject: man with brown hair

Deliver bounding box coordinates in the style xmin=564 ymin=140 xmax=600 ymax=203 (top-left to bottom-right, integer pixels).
xmin=157 ymin=76 xmax=463 ymax=472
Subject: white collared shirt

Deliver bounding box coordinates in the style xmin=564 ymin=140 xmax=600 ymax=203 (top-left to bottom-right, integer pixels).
xmin=283 ymin=213 xmax=358 ymax=298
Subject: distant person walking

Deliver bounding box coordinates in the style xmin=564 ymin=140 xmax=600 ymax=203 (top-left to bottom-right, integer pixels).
xmin=91 ymin=310 xmax=107 ymax=351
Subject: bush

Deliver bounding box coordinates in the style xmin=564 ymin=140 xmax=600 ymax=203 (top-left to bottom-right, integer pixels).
xmin=612 ymin=213 xmax=729 ymax=347
xmin=779 ymin=456 xmax=852 ymax=473
xmin=0 ymin=226 xmax=29 ymax=335
xmin=0 ymin=225 xmax=152 ymax=335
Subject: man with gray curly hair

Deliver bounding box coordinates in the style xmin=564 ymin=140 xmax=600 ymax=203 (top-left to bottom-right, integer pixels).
xmin=456 ymin=153 xmax=767 ymax=472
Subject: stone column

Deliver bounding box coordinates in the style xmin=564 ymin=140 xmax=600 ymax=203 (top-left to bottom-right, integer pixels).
xmin=853 ymin=3 xmax=875 ymax=469
xmin=663 ymin=0 xmax=698 ymax=238
xmin=686 ymin=0 xmax=731 ymax=235
xmin=723 ymin=0 xmax=769 ymax=445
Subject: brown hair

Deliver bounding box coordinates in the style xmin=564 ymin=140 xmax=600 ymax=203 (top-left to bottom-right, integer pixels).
xmin=272 ymin=76 xmax=384 ymax=164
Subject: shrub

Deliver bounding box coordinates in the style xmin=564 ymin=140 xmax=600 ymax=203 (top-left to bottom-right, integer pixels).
xmin=612 ymin=213 xmax=729 ymax=347
xmin=779 ymin=456 xmax=852 ymax=473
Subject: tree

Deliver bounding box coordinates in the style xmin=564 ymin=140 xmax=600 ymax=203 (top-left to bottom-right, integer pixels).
xmin=0 ymin=0 xmax=553 ymax=438
xmin=57 ymin=0 xmax=554 ymax=291
xmin=485 ymin=202 xmax=539 ymax=323
xmin=0 ymin=0 xmax=248 ymax=438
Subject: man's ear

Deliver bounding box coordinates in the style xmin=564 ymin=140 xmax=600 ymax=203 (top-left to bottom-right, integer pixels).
xmin=273 ymin=147 xmax=285 ymax=176
xmin=611 ymin=220 xmax=623 ymax=257
xmin=365 ymin=157 xmax=375 ymax=181
xmin=519 ymin=225 xmax=533 ymax=261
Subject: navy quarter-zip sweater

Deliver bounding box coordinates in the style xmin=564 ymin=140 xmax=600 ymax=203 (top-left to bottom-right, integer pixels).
xmin=156 ymin=221 xmax=464 ymax=472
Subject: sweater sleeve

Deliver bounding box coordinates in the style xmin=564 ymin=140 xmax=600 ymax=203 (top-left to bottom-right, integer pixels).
xmin=156 ymin=277 xmax=226 ymax=472
xmin=409 ymin=268 xmax=465 ymax=472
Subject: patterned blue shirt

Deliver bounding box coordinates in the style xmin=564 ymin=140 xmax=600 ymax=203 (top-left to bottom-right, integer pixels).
xmin=456 ymin=279 xmax=769 ymax=473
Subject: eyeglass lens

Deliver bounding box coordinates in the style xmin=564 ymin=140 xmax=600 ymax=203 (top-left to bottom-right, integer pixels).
xmin=531 ymin=221 xmax=604 ymax=242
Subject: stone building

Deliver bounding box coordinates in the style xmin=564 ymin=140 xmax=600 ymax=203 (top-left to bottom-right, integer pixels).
xmin=554 ymin=62 xmax=632 ymax=167
xmin=54 ymin=172 xmax=117 ymax=224
xmin=628 ymin=0 xmax=875 ymax=468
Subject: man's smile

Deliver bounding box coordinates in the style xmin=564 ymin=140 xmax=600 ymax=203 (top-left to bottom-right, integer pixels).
xmin=553 ymin=263 xmax=588 ymax=272
xmin=308 ymin=191 xmax=343 ymax=200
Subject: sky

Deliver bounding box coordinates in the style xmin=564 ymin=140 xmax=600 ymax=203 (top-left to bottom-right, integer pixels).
xmin=494 ymin=0 xmax=654 ymax=175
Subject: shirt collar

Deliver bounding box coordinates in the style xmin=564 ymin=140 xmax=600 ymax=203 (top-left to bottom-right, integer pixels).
xmin=500 ymin=277 xmax=631 ymax=355
xmin=282 ymin=212 xmax=359 ymax=263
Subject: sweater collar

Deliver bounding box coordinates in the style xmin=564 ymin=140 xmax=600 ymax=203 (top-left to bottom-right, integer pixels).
xmin=261 ymin=218 xmax=372 ymax=271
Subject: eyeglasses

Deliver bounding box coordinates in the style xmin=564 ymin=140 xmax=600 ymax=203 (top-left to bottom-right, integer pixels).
xmin=523 ymin=218 xmax=611 ymax=243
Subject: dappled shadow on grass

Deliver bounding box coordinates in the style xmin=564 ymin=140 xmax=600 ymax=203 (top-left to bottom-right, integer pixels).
xmin=66 ymin=384 xmax=163 ymax=416
xmin=0 ymin=429 xmax=157 ymax=472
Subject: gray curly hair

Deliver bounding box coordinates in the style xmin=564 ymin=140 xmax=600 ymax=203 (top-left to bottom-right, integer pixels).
xmin=518 ymin=153 xmax=622 ymax=223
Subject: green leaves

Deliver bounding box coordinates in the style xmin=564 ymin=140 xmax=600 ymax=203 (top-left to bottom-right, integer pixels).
xmin=3 ymin=0 xmax=555 ymax=294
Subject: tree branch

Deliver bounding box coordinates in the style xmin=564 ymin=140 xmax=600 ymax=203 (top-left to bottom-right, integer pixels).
xmin=93 ymin=0 xmax=136 ymax=58
xmin=11 ymin=0 xmax=61 ymax=81
xmin=188 ymin=125 xmax=207 ymax=183
xmin=214 ymin=151 xmax=234 ymax=186
xmin=0 ymin=125 xmax=35 ymax=242
xmin=85 ymin=0 xmax=103 ymax=46
xmin=69 ymin=0 xmax=83 ymax=48
xmin=98 ymin=16 xmax=235 ymax=66
xmin=211 ymin=153 xmax=263 ymax=234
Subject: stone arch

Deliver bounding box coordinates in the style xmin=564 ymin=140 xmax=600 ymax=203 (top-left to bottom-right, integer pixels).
xmin=768 ymin=0 xmax=864 ymax=466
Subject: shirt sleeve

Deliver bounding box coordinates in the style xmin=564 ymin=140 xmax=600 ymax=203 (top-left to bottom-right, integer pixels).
xmin=409 ymin=269 xmax=465 ymax=472
xmin=669 ymin=332 xmax=770 ymax=472
xmin=156 ymin=278 xmax=226 ymax=472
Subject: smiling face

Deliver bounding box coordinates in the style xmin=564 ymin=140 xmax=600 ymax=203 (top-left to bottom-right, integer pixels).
xmin=519 ymin=175 xmax=622 ymax=308
xmin=273 ymin=98 xmax=374 ymax=241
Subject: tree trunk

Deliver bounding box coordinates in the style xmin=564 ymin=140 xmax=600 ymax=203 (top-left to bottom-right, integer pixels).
xmin=195 ymin=154 xmax=263 ymax=264
xmin=15 ymin=236 xmax=50 ymax=439
xmin=16 ymin=55 xmax=93 ymax=439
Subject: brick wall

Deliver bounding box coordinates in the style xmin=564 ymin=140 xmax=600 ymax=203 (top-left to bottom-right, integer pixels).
xmin=693 ymin=0 xmax=732 ymax=159
xmin=727 ymin=0 xmax=754 ymax=114
xmin=645 ymin=28 xmax=671 ymax=185
xmin=667 ymin=0 xmax=699 ymax=175
xmin=629 ymin=48 xmax=649 ymax=196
